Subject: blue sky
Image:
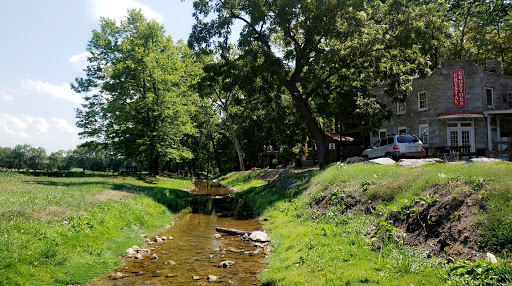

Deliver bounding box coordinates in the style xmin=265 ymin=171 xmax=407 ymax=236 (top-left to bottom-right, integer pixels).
xmin=0 ymin=0 xmax=196 ymax=153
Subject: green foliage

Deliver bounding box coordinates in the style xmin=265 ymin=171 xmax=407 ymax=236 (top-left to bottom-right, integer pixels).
xmin=222 ymin=161 xmax=512 ymax=285
xmin=73 ymin=10 xmax=202 ymax=175
xmin=446 ymin=257 xmax=512 ymax=286
xmin=190 ymin=0 xmax=447 ymax=167
xmin=445 ymin=0 xmax=512 ymax=75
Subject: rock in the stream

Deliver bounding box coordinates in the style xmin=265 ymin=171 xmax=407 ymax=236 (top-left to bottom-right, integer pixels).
xmin=249 ymin=231 xmax=271 ymax=242
xmin=214 ymin=234 xmax=222 ymax=239
xmin=192 ymin=276 xmax=201 ymax=280
xmin=126 ymin=248 xmax=136 ymax=255
xmin=134 ymin=253 xmax=144 ymax=260
xmin=244 ymin=248 xmax=262 ymax=255
xmin=164 ymin=260 xmax=176 ymax=265
xmin=150 ymin=254 xmax=159 ymax=260
xmin=208 ymin=275 xmax=221 ymax=282
xmin=109 ymin=272 xmax=127 ymax=280
xmin=154 ymin=236 xmax=164 ymax=243
xmin=219 ymin=261 xmax=235 ymax=268
xmin=137 ymin=248 xmax=151 ymax=255
xmin=161 ymin=236 xmax=167 ymax=241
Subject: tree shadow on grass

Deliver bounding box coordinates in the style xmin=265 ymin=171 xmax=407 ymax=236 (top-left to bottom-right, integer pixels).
xmin=19 ymin=171 xmax=118 ymax=178
xmin=232 ymin=170 xmax=318 ymax=216
xmin=32 ymin=180 xmax=192 ymax=213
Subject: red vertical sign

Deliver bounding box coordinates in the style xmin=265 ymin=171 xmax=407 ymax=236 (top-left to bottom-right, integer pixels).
xmin=452 ymin=69 xmax=465 ymax=107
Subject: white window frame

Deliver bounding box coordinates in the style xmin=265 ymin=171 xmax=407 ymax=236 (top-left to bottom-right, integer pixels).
xmin=396 ymin=102 xmax=406 ymax=115
xmin=378 ymin=129 xmax=387 ymax=140
xmin=397 ymin=126 xmax=407 ymax=134
xmin=419 ymin=124 xmax=429 ymax=144
xmin=418 ymin=91 xmax=428 ymax=111
xmin=486 ymin=88 xmax=494 ymax=108
xmin=328 ymin=143 xmax=336 ymax=150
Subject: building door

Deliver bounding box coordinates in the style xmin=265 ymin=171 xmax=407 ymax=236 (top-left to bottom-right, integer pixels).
xmin=447 ymin=122 xmax=475 ymax=152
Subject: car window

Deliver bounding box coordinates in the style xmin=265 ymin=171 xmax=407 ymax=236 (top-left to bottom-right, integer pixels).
xmin=372 ymin=140 xmax=380 ymax=148
xmin=379 ymin=138 xmax=388 ymax=147
xmin=396 ymin=135 xmax=419 ymax=143
xmin=387 ymin=137 xmax=395 ymax=145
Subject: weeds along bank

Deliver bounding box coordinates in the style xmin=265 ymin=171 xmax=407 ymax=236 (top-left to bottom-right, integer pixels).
xmin=0 ymin=171 xmax=193 ymax=285
xmin=219 ymin=162 xmax=512 ymax=285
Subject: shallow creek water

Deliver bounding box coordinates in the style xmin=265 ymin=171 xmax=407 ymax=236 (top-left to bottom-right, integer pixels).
xmin=88 ymin=181 xmax=266 ymax=285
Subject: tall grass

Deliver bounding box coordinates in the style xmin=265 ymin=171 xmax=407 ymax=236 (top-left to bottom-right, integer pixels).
xmin=0 ymin=171 xmax=193 ymax=285
xmin=221 ymin=161 xmax=512 ymax=285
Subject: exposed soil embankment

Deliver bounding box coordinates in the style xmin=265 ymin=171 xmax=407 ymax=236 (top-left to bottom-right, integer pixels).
xmin=247 ymin=166 xmax=492 ymax=260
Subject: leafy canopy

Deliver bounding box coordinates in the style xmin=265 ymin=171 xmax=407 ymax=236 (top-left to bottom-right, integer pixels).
xmin=73 ymin=10 xmax=202 ymax=172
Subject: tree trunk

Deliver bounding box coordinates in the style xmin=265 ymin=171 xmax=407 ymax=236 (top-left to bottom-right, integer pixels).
xmin=223 ymin=104 xmax=245 ymax=171
xmin=148 ymin=135 xmax=159 ymax=176
xmin=285 ymin=82 xmax=330 ymax=168
xmin=209 ymin=130 xmax=222 ymax=173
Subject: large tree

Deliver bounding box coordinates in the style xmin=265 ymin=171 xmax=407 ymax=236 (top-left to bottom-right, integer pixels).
xmin=189 ymin=0 xmax=446 ymax=168
xmin=73 ymin=10 xmax=200 ymax=176
xmin=446 ymin=0 xmax=512 ymax=75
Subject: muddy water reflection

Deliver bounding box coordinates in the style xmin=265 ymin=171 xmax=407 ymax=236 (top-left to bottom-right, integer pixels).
xmin=89 ymin=181 xmax=266 ymax=285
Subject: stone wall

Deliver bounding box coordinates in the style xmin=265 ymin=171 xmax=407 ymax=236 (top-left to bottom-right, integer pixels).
xmin=369 ymin=60 xmax=512 ymax=151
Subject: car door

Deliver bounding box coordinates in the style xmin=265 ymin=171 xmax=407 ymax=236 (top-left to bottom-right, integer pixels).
xmin=368 ymin=138 xmax=387 ymax=158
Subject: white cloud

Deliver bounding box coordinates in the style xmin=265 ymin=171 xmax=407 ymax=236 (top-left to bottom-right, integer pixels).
xmin=0 ymin=90 xmax=15 ymax=103
xmin=89 ymin=0 xmax=164 ymax=22
xmin=0 ymin=114 xmax=83 ymax=152
xmin=21 ymin=79 xmax=84 ymax=104
xmin=0 ymin=114 xmax=29 ymax=139
xmin=69 ymin=51 xmax=91 ymax=72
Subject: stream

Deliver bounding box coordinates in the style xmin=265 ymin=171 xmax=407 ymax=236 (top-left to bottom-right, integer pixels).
xmin=88 ymin=181 xmax=267 ymax=285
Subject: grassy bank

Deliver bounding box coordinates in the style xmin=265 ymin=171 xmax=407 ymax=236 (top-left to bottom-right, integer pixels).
xmin=220 ymin=161 xmax=512 ymax=285
xmin=0 ymin=171 xmax=193 ymax=285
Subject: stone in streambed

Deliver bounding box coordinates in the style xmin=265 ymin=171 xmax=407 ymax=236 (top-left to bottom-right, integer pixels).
xmin=109 ymin=272 xmax=127 ymax=280
xmin=249 ymin=231 xmax=271 ymax=242
xmin=219 ymin=261 xmax=235 ymax=268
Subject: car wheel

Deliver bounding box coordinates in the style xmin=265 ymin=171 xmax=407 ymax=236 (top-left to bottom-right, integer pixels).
xmin=385 ymin=153 xmax=398 ymax=161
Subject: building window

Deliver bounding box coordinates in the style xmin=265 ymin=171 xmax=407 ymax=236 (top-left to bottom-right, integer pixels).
xmin=329 ymin=143 xmax=336 ymax=150
xmin=418 ymin=91 xmax=428 ymax=111
xmin=486 ymin=88 xmax=494 ymax=107
xmin=508 ymin=91 xmax=512 ymax=108
xmin=419 ymin=124 xmax=429 ymax=144
xmin=378 ymin=129 xmax=387 ymax=140
xmin=398 ymin=126 xmax=407 ymax=134
xmin=396 ymin=102 xmax=406 ymax=114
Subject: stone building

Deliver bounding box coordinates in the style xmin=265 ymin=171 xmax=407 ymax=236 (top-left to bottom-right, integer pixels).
xmin=370 ymin=60 xmax=512 ymax=156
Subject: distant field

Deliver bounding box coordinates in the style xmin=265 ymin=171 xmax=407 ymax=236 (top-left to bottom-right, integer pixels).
xmin=0 ymin=172 xmax=193 ymax=286
xmin=221 ymin=161 xmax=512 ymax=286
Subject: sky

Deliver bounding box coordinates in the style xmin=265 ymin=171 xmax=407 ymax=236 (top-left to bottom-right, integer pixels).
xmin=0 ymin=0 xmax=197 ymax=153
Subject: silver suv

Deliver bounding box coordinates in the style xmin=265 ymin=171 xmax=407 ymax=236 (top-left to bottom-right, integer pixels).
xmin=362 ymin=134 xmax=424 ymax=160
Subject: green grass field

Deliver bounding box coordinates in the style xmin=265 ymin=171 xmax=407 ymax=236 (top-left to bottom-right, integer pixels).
xmin=0 ymin=171 xmax=193 ymax=285
xmin=221 ymin=161 xmax=512 ymax=285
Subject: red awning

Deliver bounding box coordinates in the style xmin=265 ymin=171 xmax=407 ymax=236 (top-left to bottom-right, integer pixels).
xmin=438 ymin=112 xmax=484 ymax=120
